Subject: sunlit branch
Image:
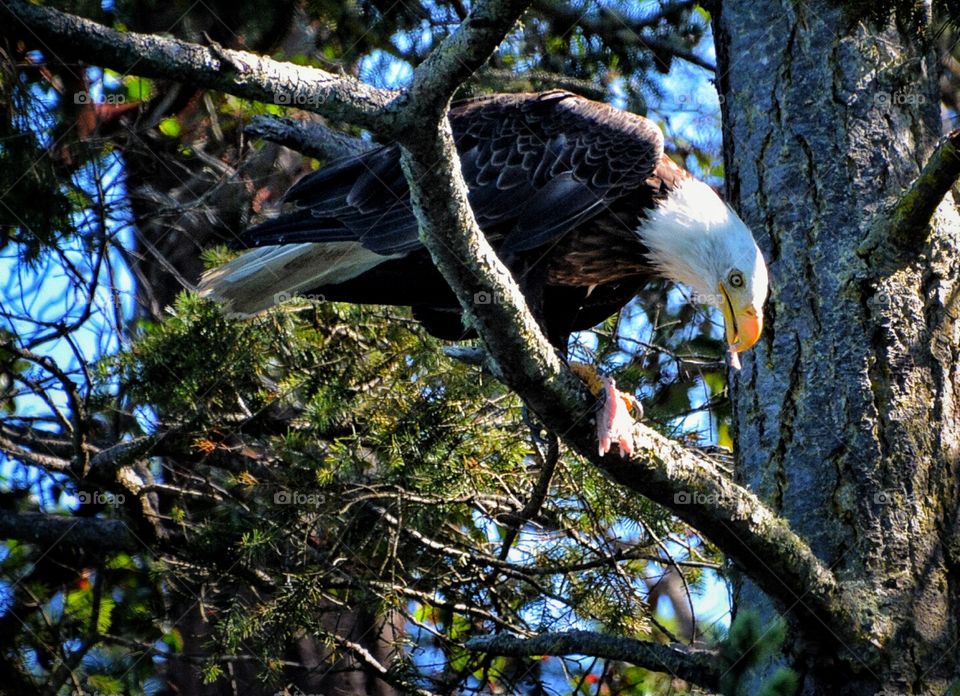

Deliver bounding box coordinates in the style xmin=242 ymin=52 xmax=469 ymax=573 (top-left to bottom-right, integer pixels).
xmin=1 ymin=0 xmax=395 ymax=133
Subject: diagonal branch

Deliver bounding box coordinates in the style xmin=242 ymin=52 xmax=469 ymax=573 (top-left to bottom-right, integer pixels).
xmin=395 ymin=108 xmax=875 ymax=673
xmin=464 ymin=630 xmax=722 ymax=691
xmin=858 ymin=128 xmax=960 ymax=263
xmin=390 ymin=0 xmax=875 ymax=670
xmin=392 ymin=0 xmax=532 ymax=123
xmin=326 ymin=632 xmax=438 ymax=696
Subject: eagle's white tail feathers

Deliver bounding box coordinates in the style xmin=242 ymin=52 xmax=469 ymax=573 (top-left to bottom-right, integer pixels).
xmin=199 ymin=242 xmax=396 ymax=315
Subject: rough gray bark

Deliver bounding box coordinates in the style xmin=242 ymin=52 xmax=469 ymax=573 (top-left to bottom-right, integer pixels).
xmin=714 ymin=2 xmax=960 ymax=693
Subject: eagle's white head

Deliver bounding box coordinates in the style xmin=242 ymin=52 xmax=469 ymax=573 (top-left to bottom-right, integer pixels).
xmin=637 ymin=177 xmax=768 ymax=367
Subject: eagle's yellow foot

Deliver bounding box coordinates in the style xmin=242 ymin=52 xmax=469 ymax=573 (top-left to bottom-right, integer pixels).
xmin=569 ymin=363 xmax=642 ymax=458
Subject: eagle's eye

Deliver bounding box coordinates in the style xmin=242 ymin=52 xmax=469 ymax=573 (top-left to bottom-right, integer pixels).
xmin=728 ymin=270 xmax=745 ymax=288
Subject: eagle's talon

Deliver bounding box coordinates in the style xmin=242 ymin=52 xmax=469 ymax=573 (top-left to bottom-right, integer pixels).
xmin=597 ymin=375 xmax=639 ymax=458
xmin=569 ymin=363 xmax=640 ymax=458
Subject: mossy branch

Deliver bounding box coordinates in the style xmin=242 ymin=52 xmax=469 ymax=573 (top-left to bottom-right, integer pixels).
xmin=858 ymin=128 xmax=960 ymax=262
xmin=1 ymin=0 xmax=395 ymax=133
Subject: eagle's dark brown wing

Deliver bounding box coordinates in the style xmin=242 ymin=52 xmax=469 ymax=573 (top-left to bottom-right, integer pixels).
xmin=233 ymin=90 xmax=664 ymax=257
xmin=452 ymin=90 xmax=664 ymax=253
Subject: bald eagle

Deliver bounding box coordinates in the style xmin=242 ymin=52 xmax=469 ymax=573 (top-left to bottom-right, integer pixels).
xmin=200 ymin=91 xmax=768 ymax=455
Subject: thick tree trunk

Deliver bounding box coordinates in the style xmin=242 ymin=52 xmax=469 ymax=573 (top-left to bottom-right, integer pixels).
xmin=714 ymin=2 xmax=960 ymax=693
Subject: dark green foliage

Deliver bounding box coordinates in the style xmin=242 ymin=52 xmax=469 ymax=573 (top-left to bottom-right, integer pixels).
xmin=718 ymin=610 xmax=797 ymax=696
xmin=303 ymin=0 xmax=448 ymax=65
xmin=116 ymin=293 xmax=276 ymax=424
xmin=91 ymin=290 xmax=723 ymax=692
xmin=838 ymin=0 xmax=960 ymax=35
xmin=757 ymin=668 xmax=801 ymax=696
xmin=839 ymin=0 xmax=925 ymax=33
xmin=513 ymin=2 xmax=709 ymax=112
xmin=0 ymin=330 xmax=24 ymax=414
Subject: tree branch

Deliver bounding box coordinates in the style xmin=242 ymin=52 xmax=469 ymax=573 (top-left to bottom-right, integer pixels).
xmin=327 ymin=632 xmax=438 ymax=696
xmin=0 ymin=424 xmax=78 ymax=460
xmin=1 ymin=0 xmax=395 ymax=133
xmin=244 ymin=116 xmax=373 ymax=161
xmin=0 ymin=431 xmax=72 ymax=472
xmin=464 ymin=630 xmax=721 ymax=691
xmin=858 ymin=128 xmax=960 ymax=262
xmin=394 ymin=0 xmax=532 ymax=123
xmin=532 ymin=0 xmax=715 ymax=71
xmin=471 ymin=67 xmax=608 ymax=100
xmin=0 ymin=511 xmax=139 ymax=554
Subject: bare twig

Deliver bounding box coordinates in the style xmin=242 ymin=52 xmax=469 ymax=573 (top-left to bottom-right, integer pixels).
xmin=326 ymin=632 xmax=438 ymax=696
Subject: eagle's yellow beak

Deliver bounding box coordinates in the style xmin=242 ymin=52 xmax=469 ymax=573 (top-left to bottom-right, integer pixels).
xmin=719 ymin=282 xmax=763 ymax=355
